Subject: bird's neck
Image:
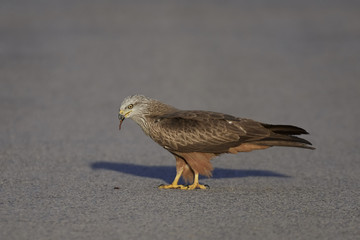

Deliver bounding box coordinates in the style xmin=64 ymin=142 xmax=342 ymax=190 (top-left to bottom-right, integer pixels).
xmin=132 ymin=99 xmax=178 ymax=136
xmin=147 ymin=99 xmax=178 ymax=115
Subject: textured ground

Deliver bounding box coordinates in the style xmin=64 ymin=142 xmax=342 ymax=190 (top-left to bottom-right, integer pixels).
xmin=1 ymin=1 xmax=359 ymax=239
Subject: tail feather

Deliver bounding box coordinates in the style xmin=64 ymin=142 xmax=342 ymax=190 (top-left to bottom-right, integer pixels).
xmin=261 ymin=124 xmax=309 ymax=135
xmin=260 ymin=136 xmax=312 ymax=146
xmin=252 ymin=139 xmax=315 ymax=150
xmin=252 ymin=124 xmax=315 ymax=150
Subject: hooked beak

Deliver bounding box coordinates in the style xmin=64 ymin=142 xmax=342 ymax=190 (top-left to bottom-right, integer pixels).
xmin=118 ymin=113 xmax=125 ymax=130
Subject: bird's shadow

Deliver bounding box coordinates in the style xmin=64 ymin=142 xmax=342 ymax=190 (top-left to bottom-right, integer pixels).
xmin=90 ymin=161 xmax=289 ymax=184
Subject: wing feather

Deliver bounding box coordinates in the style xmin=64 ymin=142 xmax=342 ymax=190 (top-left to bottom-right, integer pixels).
xmin=148 ymin=110 xmax=271 ymax=153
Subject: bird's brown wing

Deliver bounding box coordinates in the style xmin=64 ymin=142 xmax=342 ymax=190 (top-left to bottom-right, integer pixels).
xmin=148 ymin=110 xmax=271 ymax=154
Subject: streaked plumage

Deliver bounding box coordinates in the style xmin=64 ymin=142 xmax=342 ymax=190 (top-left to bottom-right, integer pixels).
xmin=118 ymin=95 xmax=314 ymax=190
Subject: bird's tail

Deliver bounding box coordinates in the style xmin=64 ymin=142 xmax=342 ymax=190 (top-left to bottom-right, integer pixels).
xmin=251 ymin=124 xmax=315 ymax=150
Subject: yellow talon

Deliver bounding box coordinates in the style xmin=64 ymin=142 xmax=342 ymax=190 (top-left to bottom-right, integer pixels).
xmin=186 ymin=183 xmax=208 ymax=190
xmin=158 ymin=167 xmax=209 ymax=190
xmin=158 ymin=184 xmax=188 ymax=190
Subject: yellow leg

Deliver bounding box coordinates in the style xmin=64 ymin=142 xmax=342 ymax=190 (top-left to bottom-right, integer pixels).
xmin=186 ymin=172 xmax=208 ymax=190
xmin=158 ymin=167 xmax=188 ymax=190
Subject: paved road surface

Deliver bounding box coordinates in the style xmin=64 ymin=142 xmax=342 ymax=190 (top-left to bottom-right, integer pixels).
xmin=1 ymin=1 xmax=359 ymax=239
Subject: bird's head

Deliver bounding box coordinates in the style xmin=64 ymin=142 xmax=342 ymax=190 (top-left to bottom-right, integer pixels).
xmin=118 ymin=95 xmax=152 ymax=130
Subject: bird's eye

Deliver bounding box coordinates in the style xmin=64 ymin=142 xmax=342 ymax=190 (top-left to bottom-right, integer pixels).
xmin=127 ymin=104 xmax=133 ymax=109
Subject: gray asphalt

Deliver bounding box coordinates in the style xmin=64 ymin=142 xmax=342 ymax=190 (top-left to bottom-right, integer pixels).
xmin=1 ymin=1 xmax=359 ymax=239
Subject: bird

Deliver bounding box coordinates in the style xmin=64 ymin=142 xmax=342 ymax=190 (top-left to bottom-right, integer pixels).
xmin=118 ymin=95 xmax=314 ymax=190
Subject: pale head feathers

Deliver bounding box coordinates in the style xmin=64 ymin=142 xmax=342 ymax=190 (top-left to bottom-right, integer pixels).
xmin=119 ymin=95 xmax=177 ymax=134
xmin=120 ymin=95 xmax=153 ymax=117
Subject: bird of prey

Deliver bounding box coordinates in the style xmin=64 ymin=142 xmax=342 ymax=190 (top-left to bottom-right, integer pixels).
xmin=118 ymin=95 xmax=314 ymax=190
